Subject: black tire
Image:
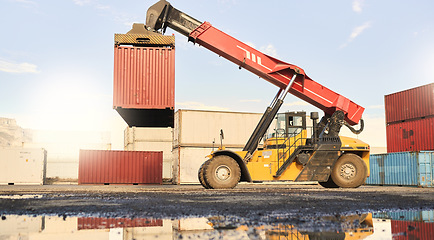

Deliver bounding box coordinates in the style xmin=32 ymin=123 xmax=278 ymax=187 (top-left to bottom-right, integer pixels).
xmin=198 ymin=160 xmax=211 ymax=189
xmin=330 ymin=153 xmax=367 ymax=188
xmin=318 ymin=176 xmax=339 ymax=188
xmin=203 ymin=155 xmax=241 ymax=189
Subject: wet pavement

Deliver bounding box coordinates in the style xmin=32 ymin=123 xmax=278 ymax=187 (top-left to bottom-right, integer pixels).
xmin=0 ymin=184 xmax=433 ymax=239
xmin=1 ymin=210 xmax=433 ymax=239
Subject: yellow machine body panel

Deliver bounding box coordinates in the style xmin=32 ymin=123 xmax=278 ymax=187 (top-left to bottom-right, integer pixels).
xmin=340 ymin=136 xmax=371 ymax=176
xmin=244 ymin=129 xmax=308 ymax=181
xmin=237 ymin=133 xmax=370 ymax=182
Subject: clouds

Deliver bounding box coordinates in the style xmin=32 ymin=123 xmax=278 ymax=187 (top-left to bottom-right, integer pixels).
xmin=71 ymin=0 xmax=134 ymax=27
xmin=338 ymin=1 xmax=372 ymax=48
xmin=72 ymin=0 xmax=92 ymax=6
xmin=350 ymin=22 xmax=372 ymax=40
xmin=0 ymin=59 xmax=39 ymax=73
xmin=243 ymin=42 xmax=280 ymax=58
xmin=260 ymin=44 xmax=279 ymax=58
xmin=340 ymin=21 xmax=372 ymax=49
xmin=352 ymin=0 xmax=365 ymax=13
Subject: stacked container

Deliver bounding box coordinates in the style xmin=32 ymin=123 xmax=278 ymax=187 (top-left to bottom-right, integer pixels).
xmin=172 ymin=109 xmax=263 ymax=184
xmin=113 ymin=26 xmax=175 ymax=128
xmin=124 ymin=127 xmax=173 ymax=181
xmin=366 ymin=151 xmax=433 ymax=187
xmin=385 ymin=83 xmax=434 ymax=152
xmin=366 ymin=83 xmax=434 ymax=187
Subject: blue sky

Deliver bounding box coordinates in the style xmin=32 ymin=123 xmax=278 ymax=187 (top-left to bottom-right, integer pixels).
xmin=1 ymin=0 xmax=433 ymax=148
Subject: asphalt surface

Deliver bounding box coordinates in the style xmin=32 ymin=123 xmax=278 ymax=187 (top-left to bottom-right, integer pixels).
xmin=1 ymin=183 xmax=433 ymax=226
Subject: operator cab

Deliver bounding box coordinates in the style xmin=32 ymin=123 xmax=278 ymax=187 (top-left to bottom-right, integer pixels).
xmin=265 ymin=112 xmax=308 ymax=150
xmin=268 ymin=112 xmax=307 ymax=139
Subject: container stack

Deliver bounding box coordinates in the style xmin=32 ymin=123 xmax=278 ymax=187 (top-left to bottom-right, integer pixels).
xmin=124 ymin=127 xmax=173 ymax=180
xmin=78 ymin=25 xmax=174 ymax=185
xmin=385 ymin=83 xmax=434 ymax=153
xmin=366 ymin=83 xmax=434 ymax=187
xmin=366 ymin=151 xmax=433 ymax=187
xmin=113 ymin=23 xmax=175 ymax=128
xmin=172 ymin=110 xmax=263 ymax=184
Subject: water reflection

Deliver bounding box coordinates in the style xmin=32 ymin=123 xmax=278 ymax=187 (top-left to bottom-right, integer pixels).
xmin=0 ymin=210 xmax=432 ymax=240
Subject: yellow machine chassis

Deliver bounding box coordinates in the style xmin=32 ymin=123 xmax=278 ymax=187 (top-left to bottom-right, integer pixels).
xmin=233 ymin=132 xmax=370 ymax=182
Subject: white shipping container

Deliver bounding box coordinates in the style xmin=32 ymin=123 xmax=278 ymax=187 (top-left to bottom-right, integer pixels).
xmin=22 ymin=130 xmax=111 ymax=179
xmin=176 ymin=218 xmax=214 ymax=231
xmin=124 ymin=127 xmax=172 ymax=145
xmin=174 ymin=110 xmax=263 ymax=148
xmin=123 ymin=219 xmax=173 ymax=240
xmin=0 ymin=215 xmax=43 ymax=235
xmin=172 ymin=146 xmax=242 ymax=184
xmin=0 ymin=148 xmax=47 ymax=185
xmin=124 ymin=127 xmax=173 ymax=180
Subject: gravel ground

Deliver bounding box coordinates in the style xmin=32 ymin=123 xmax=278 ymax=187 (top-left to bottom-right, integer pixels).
xmin=0 ymin=183 xmax=433 ymax=226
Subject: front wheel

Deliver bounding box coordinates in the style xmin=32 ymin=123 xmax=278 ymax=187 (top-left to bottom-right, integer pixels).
xmin=203 ymin=155 xmax=241 ymax=189
xmin=330 ymin=153 xmax=368 ymax=188
xmin=198 ymin=160 xmax=211 ymax=189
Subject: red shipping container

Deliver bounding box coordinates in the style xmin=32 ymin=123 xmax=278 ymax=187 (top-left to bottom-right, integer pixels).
xmin=113 ymin=46 xmax=175 ymax=109
xmin=386 ymin=117 xmax=434 ymax=153
xmin=391 ymin=220 xmax=434 ymax=240
xmin=78 ymin=150 xmax=162 ymax=184
xmin=77 ymin=217 xmax=163 ymax=230
xmin=113 ymin=45 xmax=175 ymax=127
xmin=385 ymin=83 xmax=434 ymax=124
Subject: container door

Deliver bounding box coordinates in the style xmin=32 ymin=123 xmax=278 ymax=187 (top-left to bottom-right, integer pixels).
xmin=418 ymin=152 xmax=433 ymax=187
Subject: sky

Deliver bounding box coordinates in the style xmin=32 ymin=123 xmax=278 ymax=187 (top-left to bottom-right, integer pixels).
xmin=1 ymin=0 xmax=434 ymax=149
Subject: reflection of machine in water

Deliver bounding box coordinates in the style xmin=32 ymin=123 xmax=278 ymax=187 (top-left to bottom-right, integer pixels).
xmin=207 ymin=214 xmax=374 ymax=240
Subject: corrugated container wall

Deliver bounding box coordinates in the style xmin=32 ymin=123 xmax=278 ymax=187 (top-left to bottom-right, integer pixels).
xmin=391 ymin=220 xmax=434 ymax=240
xmin=0 ymin=148 xmax=47 ymax=185
xmin=124 ymin=127 xmax=173 ymax=181
xmin=172 ymin=146 xmax=242 ymax=184
xmin=78 ymin=217 xmax=163 ymax=230
xmin=172 ymin=110 xmax=263 ymax=184
xmin=78 ymin=150 xmax=162 ymax=184
xmin=113 ymin=46 xmax=175 ymax=109
xmin=174 ymin=110 xmax=263 ymax=148
xmin=366 ymin=151 xmax=434 ymax=187
xmin=385 ymin=83 xmax=434 ymax=124
xmin=386 ymin=117 xmax=434 ymax=153
xmin=375 ymin=210 xmax=434 ymax=222
xmin=113 ymin=41 xmax=175 ymax=127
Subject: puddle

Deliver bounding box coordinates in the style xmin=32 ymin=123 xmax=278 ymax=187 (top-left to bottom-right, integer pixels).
xmin=0 ymin=210 xmax=432 ymax=239
xmin=0 ymin=194 xmax=43 ymax=199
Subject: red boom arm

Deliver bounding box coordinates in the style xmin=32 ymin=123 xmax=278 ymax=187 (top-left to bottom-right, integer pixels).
xmin=189 ymin=22 xmax=364 ymax=125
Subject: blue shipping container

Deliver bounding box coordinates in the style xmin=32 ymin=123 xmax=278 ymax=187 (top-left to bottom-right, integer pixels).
xmin=366 ymin=151 xmax=434 ymax=187
xmin=373 ymin=210 xmax=434 ymax=222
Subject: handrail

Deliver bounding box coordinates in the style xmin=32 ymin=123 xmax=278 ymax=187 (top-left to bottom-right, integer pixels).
xmin=275 ymin=127 xmax=313 ymax=174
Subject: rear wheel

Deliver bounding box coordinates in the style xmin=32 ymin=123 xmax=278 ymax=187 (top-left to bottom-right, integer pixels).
xmin=331 ymin=153 xmax=367 ymax=188
xmin=203 ymin=155 xmax=241 ymax=189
